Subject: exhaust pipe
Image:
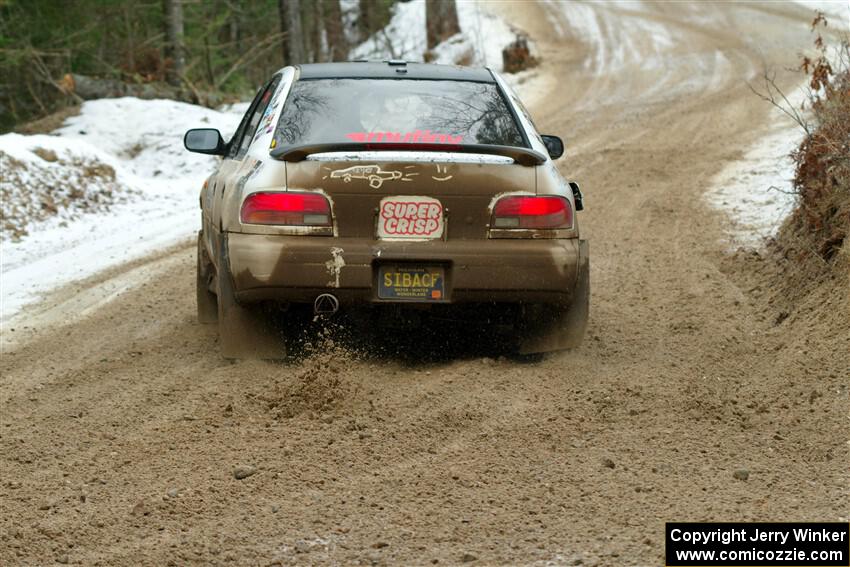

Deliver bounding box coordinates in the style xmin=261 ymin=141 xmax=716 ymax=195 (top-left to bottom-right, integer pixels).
xmin=313 ymin=293 xmax=340 ymax=316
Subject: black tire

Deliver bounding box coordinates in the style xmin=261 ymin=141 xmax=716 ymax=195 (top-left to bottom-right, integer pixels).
xmin=196 ymin=232 xmax=218 ymax=324
xmin=510 ymin=351 xmax=547 ymax=364
xmin=216 ymin=235 xmax=285 ymax=359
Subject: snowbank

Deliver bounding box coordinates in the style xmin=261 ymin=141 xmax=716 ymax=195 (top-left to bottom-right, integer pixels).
xmin=1 ymin=98 xmax=245 ymax=320
xmin=350 ymin=0 xmax=525 ymax=71
xmin=1 ymin=134 xmax=139 ymax=240
xmin=54 ymin=98 xmax=246 ymax=180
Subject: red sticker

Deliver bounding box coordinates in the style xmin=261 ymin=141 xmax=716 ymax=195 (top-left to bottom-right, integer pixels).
xmin=346 ymin=130 xmax=463 ymax=145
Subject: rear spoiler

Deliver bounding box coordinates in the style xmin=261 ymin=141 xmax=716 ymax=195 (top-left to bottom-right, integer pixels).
xmin=270 ymin=143 xmax=547 ymax=166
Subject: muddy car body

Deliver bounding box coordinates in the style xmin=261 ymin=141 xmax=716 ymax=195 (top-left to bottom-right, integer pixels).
xmin=185 ymin=62 xmax=588 ymax=357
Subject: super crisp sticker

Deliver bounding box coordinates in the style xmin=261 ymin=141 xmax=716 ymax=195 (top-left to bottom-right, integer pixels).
xmin=377 ymin=196 xmax=444 ymax=240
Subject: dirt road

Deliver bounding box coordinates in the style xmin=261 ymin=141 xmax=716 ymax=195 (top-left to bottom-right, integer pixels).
xmin=2 ymin=2 xmax=848 ymax=565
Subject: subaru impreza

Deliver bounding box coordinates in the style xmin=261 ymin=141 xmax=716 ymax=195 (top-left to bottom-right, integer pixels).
xmin=184 ymin=61 xmax=588 ymax=358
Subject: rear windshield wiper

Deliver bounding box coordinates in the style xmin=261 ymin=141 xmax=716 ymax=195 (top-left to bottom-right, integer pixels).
xmin=270 ymin=143 xmax=547 ymax=166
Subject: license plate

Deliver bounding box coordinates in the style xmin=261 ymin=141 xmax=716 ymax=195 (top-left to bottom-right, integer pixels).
xmin=378 ymin=265 xmax=445 ymax=301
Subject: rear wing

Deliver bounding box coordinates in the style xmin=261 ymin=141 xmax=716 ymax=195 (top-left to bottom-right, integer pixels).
xmin=270 ymin=143 xmax=547 ymax=166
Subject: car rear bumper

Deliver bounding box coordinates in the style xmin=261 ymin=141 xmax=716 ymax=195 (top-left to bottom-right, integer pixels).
xmin=226 ymin=232 xmax=584 ymax=305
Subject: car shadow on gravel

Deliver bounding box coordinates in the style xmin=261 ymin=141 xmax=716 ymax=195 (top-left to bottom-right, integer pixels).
xmin=266 ymin=306 xmax=543 ymax=367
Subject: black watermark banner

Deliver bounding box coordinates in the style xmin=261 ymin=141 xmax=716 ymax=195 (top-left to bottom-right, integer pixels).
xmin=666 ymin=523 xmax=849 ymax=566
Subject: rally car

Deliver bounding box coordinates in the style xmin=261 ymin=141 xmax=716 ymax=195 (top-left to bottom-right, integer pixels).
xmin=184 ymin=61 xmax=588 ymax=358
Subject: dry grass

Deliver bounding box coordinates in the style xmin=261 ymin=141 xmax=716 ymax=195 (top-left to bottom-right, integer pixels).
xmin=786 ymin=70 xmax=850 ymax=264
xmin=772 ymin=20 xmax=849 ymax=283
xmin=13 ymin=105 xmax=81 ymax=135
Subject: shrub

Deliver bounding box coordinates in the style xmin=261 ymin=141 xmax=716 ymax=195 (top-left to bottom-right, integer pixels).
xmin=783 ymin=14 xmax=849 ymax=267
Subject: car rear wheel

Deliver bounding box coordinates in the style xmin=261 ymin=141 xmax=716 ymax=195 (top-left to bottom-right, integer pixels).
xmin=518 ymin=240 xmax=589 ymax=354
xmin=557 ymin=252 xmax=590 ymax=348
xmin=196 ymin=233 xmax=218 ymax=324
xmin=216 ymin=237 xmax=285 ymax=359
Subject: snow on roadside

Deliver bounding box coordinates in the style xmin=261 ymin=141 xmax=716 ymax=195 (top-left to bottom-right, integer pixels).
xmin=1 ymin=98 xmax=246 ymax=322
xmin=1 ymin=134 xmax=139 ymax=241
xmin=706 ymin=0 xmax=847 ymax=248
xmin=54 ymin=98 xmax=246 ymax=180
xmin=705 ymin=85 xmax=809 ymax=248
xmin=792 ymin=0 xmax=850 ymax=27
xmin=349 ymin=0 xmax=525 ymax=70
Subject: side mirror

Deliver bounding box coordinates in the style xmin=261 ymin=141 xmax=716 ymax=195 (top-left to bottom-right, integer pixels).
xmin=569 ymin=181 xmax=584 ymax=211
xmin=184 ymin=128 xmax=225 ymax=155
xmin=541 ymin=135 xmax=564 ymax=160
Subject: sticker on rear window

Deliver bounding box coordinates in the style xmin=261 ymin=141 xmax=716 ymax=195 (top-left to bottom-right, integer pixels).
xmin=346 ymin=131 xmax=463 ymax=145
xmin=377 ymin=196 xmax=443 ymax=240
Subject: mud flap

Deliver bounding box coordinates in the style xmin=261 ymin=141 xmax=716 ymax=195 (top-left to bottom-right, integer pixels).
xmin=196 ymin=232 xmax=218 ymax=324
xmin=518 ymin=239 xmax=590 ymax=354
xmin=216 ymin=234 xmax=286 ymax=359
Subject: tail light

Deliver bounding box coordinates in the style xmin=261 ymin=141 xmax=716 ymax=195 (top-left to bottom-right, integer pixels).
xmin=240 ymin=192 xmax=331 ymax=226
xmin=491 ymin=195 xmax=573 ymax=229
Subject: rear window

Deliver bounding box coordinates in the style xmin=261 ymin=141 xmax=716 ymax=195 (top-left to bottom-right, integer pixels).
xmin=274 ymin=78 xmax=526 ymax=149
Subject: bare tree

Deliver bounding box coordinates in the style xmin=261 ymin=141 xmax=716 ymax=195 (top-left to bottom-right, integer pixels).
xmin=322 ymin=0 xmax=347 ymax=62
xmin=425 ymin=0 xmax=460 ymax=50
xmin=305 ymin=0 xmax=323 ymax=62
xmin=279 ymin=0 xmax=305 ymax=64
xmin=162 ymin=0 xmax=185 ymax=86
xmin=358 ymin=0 xmax=375 ymax=42
xmin=228 ymin=3 xmax=242 ymax=57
